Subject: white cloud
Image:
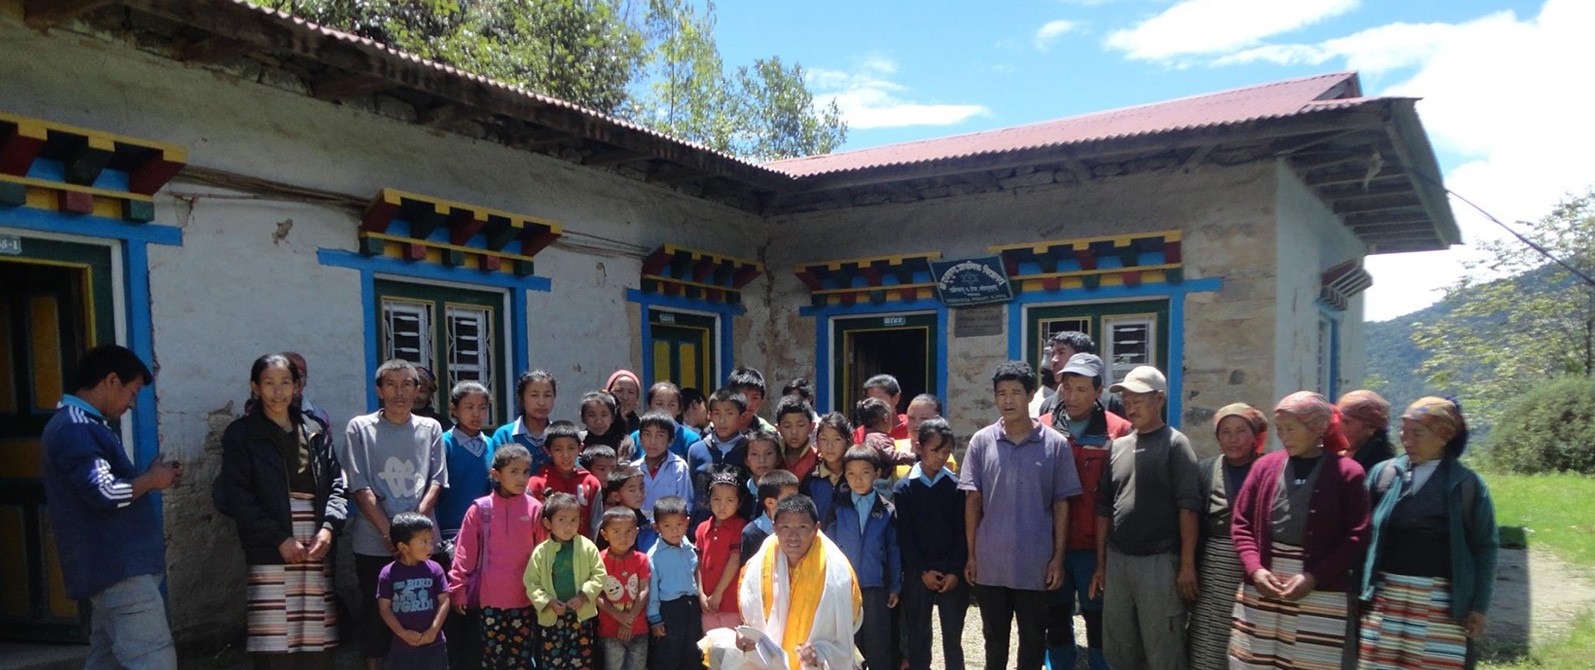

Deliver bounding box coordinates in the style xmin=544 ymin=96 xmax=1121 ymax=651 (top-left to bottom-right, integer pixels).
xmin=808 ymin=57 xmax=992 ymax=130
xmin=1198 ymin=1 xmax=1595 ymax=321
xmin=1034 ymin=20 xmax=1079 ymax=51
xmin=1106 ymin=0 xmax=1359 ymax=61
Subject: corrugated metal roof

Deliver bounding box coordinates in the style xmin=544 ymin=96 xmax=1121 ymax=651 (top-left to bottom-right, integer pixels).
xmin=766 ymin=72 xmax=1364 ymax=177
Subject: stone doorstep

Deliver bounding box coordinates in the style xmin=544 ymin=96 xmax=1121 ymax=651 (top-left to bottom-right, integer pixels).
xmin=0 ymin=642 xmax=87 ymax=670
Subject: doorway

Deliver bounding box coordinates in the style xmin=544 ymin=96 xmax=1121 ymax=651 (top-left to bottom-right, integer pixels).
xmin=648 ymin=309 xmax=718 ymax=392
xmin=831 ymin=312 xmax=938 ymax=415
xmin=0 ymin=234 xmax=117 ymax=642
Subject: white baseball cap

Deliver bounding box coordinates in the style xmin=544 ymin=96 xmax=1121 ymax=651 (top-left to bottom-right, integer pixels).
xmin=1110 ymin=365 xmax=1167 ymax=394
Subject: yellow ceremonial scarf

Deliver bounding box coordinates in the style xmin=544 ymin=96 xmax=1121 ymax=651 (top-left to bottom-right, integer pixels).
xmin=761 ymin=540 xmax=861 ymax=670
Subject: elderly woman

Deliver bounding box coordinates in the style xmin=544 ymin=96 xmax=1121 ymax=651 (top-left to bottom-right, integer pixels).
xmin=1337 ymin=390 xmax=1396 ymax=474
xmin=1188 ymin=403 xmax=1267 ymax=670
xmin=1358 ymin=398 xmax=1497 ymax=669
xmin=1229 ymin=391 xmax=1370 ymax=670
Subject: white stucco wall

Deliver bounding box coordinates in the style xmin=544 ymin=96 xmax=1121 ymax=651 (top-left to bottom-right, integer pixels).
xmin=1273 ymin=161 xmax=1369 ymax=401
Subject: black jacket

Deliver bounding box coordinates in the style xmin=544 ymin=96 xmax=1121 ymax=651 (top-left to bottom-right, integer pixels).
xmin=1351 ymin=430 xmax=1397 ymax=475
xmin=217 ymin=411 xmax=348 ymax=564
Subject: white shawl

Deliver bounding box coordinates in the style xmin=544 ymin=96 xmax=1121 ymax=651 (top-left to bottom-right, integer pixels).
xmin=700 ymin=532 xmax=860 ymax=669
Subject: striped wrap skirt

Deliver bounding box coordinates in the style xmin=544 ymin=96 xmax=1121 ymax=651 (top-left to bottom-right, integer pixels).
xmin=1358 ymin=572 xmax=1471 ymax=669
xmin=1228 ymin=542 xmax=1349 ymax=670
xmin=246 ymin=497 xmax=339 ymax=653
xmin=1190 ymin=536 xmax=1246 ymax=670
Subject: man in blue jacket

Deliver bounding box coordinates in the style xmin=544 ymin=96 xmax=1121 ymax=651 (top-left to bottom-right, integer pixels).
xmin=42 ymin=345 xmax=182 ymax=669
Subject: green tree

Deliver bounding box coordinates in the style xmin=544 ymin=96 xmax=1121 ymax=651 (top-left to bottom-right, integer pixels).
xmin=1412 ymin=188 xmax=1595 ymax=432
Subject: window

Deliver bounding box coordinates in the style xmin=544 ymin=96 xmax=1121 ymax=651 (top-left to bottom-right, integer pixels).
xmin=1024 ymin=300 xmax=1168 ymax=386
xmin=1317 ymin=314 xmax=1338 ymax=398
xmin=1103 ymin=315 xmax=1157 ymax=384
xmin=375 ymin=279 xmax=506 ymax=420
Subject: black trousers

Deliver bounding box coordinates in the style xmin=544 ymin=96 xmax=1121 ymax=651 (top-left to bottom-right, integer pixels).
xmin=354 ymin=553 xmax=393 ymax=660
xmin=649 ymin=596 xmax=704 ymax=670
xmin=856 ymin=587 xmax=894 ymax=670
xmin=974 ymin=583 xmax=1050 ymax=670
xmin=902 ymin=576 xmax=969 ymax=670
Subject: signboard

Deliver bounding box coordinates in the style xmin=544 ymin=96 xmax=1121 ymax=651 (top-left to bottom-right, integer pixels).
xmin=929 ymin=255 xmax=1014 ymax=307
xmin=0 ymin=234 xmax=20 ymax=256
xmin=954 ymin=305 xmax=1004 ymax=337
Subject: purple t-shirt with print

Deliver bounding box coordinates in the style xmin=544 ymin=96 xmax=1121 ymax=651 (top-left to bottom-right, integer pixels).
xmin=377 ymin=559 xmax=447 ymax=651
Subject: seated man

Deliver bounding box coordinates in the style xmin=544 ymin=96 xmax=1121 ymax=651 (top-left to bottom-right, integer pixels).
xmin=702 ymin=494 xmax=861 ymax=670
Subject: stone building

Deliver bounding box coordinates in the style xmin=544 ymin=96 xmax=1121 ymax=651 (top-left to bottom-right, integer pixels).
xmin=0 ymin=0 xmax=1456 ymax=650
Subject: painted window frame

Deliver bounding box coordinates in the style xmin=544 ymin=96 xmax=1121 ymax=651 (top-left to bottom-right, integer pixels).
xmin=1316 ymin=305 xmax=1342 ymax=399
xmin=646 ymin=307 xmax=721 ymax=394
xmin=626 ymin=290 xmax=740 ymax=394
xmin=799 ymin=301 xmax=949 ymax=415
xmin=373 ymin=277 xmax=510 ymax=422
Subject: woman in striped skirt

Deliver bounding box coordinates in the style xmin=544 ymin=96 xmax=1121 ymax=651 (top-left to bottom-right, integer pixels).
xmin=217 ymin=354 xmax=347 ymax=669
xmin=1188 ymin=403 xmax=1266 ymax=670
xmin=1229 ymin=391 xmax=1370 ymax=670
xmin=1359 ymin=397 xmax=1497 ymax=669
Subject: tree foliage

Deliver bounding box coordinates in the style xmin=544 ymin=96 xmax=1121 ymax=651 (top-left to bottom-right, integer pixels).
xmin=251 ymin=0 xmax=845 ymax=160
xmin=1488 ymin=376 xmax=1595 ymax=474
xmin=1411 ymin=188 xmax=1595 ymax=432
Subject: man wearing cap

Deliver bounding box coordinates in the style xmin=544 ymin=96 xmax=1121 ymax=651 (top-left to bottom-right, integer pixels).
xmin=1088 ymin=365 xmax=1200 ymax=670
xmin=1043 ymin=354 xmax=1132 ymax=670
xmin=1337 ymin=389 xmax=1396 ymax=474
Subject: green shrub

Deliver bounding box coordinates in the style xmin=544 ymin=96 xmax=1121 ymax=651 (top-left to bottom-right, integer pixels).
xmin=1488 ymin=376 xmax=1595 ymax=474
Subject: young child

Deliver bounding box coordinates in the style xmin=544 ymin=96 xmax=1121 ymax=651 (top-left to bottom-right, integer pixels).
xmin=825 ymin=446 xmax=901 ymax=670
xmin=628 ymin=383 xmax=702 ymax=458
xmin=635 ymin=411 xmax=693 ymax=521
xmin=740 ymin=469 xmax=801 ymax=564
xmin=891 ymin=419 xmax=969 ymax=670
xmin=725 ymin=367 xmax=776 ymax=432
xmin=894 ymin=394 xmax=957 ymax=482
xmin=579 ymin=391 xmax=635 ymax=460
xmin=738 ymin=429 xmax=782 ymax=520
xmin=856 ymin=397 xmax=918 ymax=479
xmin=604 ymin=465 xmax=657 ymax=553
xmin=646 ymin=496 xmax=703 ymax=670
xmin=378 ymin=513 xmax=451 ymax=670
xmin=775 ymin=396 xmax=818 ymax=479
xmin=529 ymin=421 xmax=603 ymax=537
xmin=678 ymin=387 xmax=709 ymax=434
xmin=581 ymin=445 xmax=618 ymax=535
xmin=694 ymin=472 xmax=746 ymax=632
xmin=435 ymin=382 xmax=493 ymax=670
xmin=492 ymin=370 xmax=557 ymax=474
xmin=799 ymin=412 xmax=852 ymax=527
xmin=524 ymin=493 xmax=607 ymax=670
xmin=448 ymin=444 xmax=549 ymax=669
xmin=685 ymin=389 xmax=752 ymax=528
xmin=597 ymin=507 xmax=651 ymax=670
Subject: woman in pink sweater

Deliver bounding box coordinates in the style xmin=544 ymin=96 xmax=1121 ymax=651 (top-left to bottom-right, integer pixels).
xmin=449 ymin=444 xmax=549 ymax=669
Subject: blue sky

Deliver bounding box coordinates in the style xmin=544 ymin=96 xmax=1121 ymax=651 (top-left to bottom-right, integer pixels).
xmin=713 ymin=0 xmax=1595 ymax=322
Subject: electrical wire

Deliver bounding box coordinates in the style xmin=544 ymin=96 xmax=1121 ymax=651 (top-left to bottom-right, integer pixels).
xmin=1406 ymin=168 xmax=1595 ymax=289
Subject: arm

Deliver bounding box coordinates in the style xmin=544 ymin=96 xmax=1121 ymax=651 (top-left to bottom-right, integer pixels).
xmin=218 ymin=425 xmax=293 ymax=551
xmin=1301 ymin=465 xmax=1370 ymax=586
xmin=886 ymin=512 xmax=902 ymax=598
xmin=1047 ymin=497 xmax=1068 ymax=590
xmin=319 ymin=435 xmax=349 ymax=534
xmin=447 ymin=503 xmax=481 ymax=605
xmin=58 ymin=429 xmax=173 ymax=511
xmin=576 ymin=542 xmax=609 ymax=606
xmin=646 ymin=553 xmax=665 ymax=626
xmin=1468 ymin=478 xmax=1500 ymax=616
xmin=894 ymin=484 xmax=924 ymax=577
xmin=417 ymin=427 xmax=446 ymax=516
xmin=421 ymin=590 xmax=450 ymax=644
xmin=524 ymin=544 xmax=554 ymax=612
xmin=1229 ymin=461 xmax=1265 ymax=577
xmin=963 ymin=491 xmax=983 ymax=583
xmin=417 ymin=482 xmax=443 ymax=518
xmin=378 ymin=598 xmax=420 ymax=645
xmin=1177 ymin=508 xmax=1199 ymax=601
xmin=709 ymin=551 xmax=741 ymax=609
xmin=354 ymin=489 xmax=392 ymax=547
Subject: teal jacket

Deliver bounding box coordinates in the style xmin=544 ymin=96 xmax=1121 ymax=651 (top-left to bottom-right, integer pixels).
xmin=1361 ymin=455 xmax=1498 ymax=621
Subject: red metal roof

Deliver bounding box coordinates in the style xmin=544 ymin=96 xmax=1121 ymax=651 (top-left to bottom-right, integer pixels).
xmin=766 ymin=72 xmax=1365 ymax=177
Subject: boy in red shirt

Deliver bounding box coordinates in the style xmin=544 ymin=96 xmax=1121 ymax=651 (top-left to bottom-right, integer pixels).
xmin=694 ymin=472 xmax=746 ymax=631
xmin=529 ymin=421 xmax=603 ymax=537
xmin=597 ymin=506 xmax=651 ymax=670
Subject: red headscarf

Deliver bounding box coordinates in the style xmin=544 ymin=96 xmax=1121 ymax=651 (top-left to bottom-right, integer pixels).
xmin=1273 ymin=391 xmax=1349 ymax=455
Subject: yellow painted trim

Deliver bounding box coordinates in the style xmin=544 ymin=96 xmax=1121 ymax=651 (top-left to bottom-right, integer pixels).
xmin=812 ymin=282 xmax=937 ymax=296
xmin=375 ymin=187 xmax=563 ymax=234
xmin=29 ymin=296 xmax=63 ymax=411
xmin=0 ymin=173 xmax=155 ymax=202
xmin=0 ymin=438 xmax=43 ymax=479
xmin=0 ymin=255 xmax=96 ymax=350
xmin=643 ymin=274 xmax=747 ymax=294
xmin=364 ymin=231 xmax=543 ymax=263
xmin=0 ymin=300 xmax=13 ymax=414
xmin=986 ymin=230 xmax=1182 ymax=254
xmin=0 ymin=111 xmax=189 ymax=162
xmin=793 ymin=251 xmax=943 ymax=274
xmin=660 ymin=244 xmax=763 ymax=273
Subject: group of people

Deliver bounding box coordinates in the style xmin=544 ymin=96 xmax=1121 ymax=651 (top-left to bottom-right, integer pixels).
xmin=40 ymin=330 xmax=1499 ymax=670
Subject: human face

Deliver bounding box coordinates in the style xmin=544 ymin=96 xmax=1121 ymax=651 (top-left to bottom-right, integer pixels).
xmin=520 ymin=380 xmax=555 ymax=422
xmin=492 ymin=457 xmax=532 ymax=496
xmin=1216 ymin=416 xmax=1258 ymax=464
xmin=547 ymin=437 xmax=580 ymax=475
xmin=1059 ymin=373 xmax=1098 ymax=420
xmin=1048 ymin=345 xmax=1077 ymax=379
xmin=683 ymin=399 xmax=709 ymax=430
xmin=609 ymin=378 xmax=640 ymax=414
xmin=1121 ymin=390 xmax=1165 ymax=431
xmin=451 ymin=392 xmax=490 ymax=434
xmin=417 ymin=377 xmax=437 ymax=409
xmin=765 ymin=485 xmax=799 ymax=518
xmin=544 ymin=508 xmax=582 ymax=542
xmin=742 ymin=388 xmax=765 ymax=415
xmin=708 ymin=483 xmax=740 ymax=522
xmin=843 ymin=459 xmax=879 ymax=496
xmin=709 ymin=401 xmax=746 ymax=440
xmin=616 ymin=475 xmax=645 ymax=510
xmin=1273 ymin=412 xmax=1322 ymax=457
xmin=775 ymin=511 xmax=817 ymax=563
xmin=581 ymin=401 xmax=615 ymax=436
xmin=376 ymin=369 xmax=418 ymax=417
xmin=904 ymin=399 xmax=938 ymax=447
xmin=656 ymin=512 xmax=689 ymax=546
xmin=639 ymin=425 xmax=672 ymax=460
xmin=777 ymin=412 xmax=813 ymax=449
xmin=1340 ymin=415 xmax=1376 ymax=449
xmin=917 ymin=435 xmax=953 ymax=477
xmin=1399 ymin=418 xmax=1448 ymax=464
xmin=746 ymin=439 xmax=779 ymax=478
xmin=815 ymin=426 xmax=849 ymax=468
xmin=864 ymin=386 xmax=900 ymax=411
xmin=586 ymin=457 xmax=616 ymax=488
xmin=993 ymin=379 xmax=1030 ymax=423
xmin=251 ymin=363 xmax=297 ymax=419
xmin=649 ymin=389 xmax=681 ymax=417
xmin=601 ymin=515 xmax=639 ymax=553
xmin=396 ymin=529 xmax=434 ymax=565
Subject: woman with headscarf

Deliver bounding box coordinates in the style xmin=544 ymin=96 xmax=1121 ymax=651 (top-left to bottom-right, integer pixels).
xmin=1228 ymin=391 xmax=1370 ymax=670
xmin=1337 ymin=390 xmax=1396 ymax=474
xmin=1358 ymin=397 xmax=1497 ymax=669
xmin=605 ymin=369 xmax=643 ymax=434
xmin=1188 ymin=403 xmax=1267 ymax=670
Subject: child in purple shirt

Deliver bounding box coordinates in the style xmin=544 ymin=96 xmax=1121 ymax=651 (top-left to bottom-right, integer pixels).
xmin=379 ymin=513 xmax=450 ymax=669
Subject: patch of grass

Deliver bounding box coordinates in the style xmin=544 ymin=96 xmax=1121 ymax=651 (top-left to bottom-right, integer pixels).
xmin=1485 ymin=472 xmax=1595 ymax=568
xmin=1482 ymin=610 xmax=1595 ymax=669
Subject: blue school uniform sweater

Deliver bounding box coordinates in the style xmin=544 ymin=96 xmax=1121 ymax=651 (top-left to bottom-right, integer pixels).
xmin=891 ymin=465 xmax=968 ymax=578
xmin=437 ymin=428 xmax=493 ymax=535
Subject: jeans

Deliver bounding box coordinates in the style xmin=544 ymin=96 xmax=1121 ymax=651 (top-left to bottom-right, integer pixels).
xmin=1048 ymin=549 xmax=1109 ymax=670
xmin=86 ymin=574 xmax=177 ymax=670
xmin=603 ymin=636 xmax=648 ymax=670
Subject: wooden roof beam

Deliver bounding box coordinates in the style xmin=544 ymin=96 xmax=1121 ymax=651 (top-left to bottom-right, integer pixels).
xmin=1303 ymin=165 xmax=1406 ymax=187
xmin=582 ymin=147 xmax=649 ymax=167
xmin=1318 ymin=183 xmax=1418 ymax=201
xmin=180 ymin=35 xmax=257 ymax=63
xmin=1333 ymin=197 xmax=1423 ymax=215
xmin=25 ymin=0 xmax=115 ymax=28
xmin=310 ymin=71 xmax=394 ymax=101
